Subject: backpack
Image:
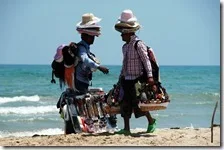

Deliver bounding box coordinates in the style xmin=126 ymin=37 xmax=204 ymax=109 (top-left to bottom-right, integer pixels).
xmin=51 ymin=42 xmax=99 ymax=89
xmin=51 ymin=60 xmax=65 ymax=80
xmin=51 ymin=43 xmax=79 ymax=89
xmin=134 ymin=40 xmax=159 ymax=83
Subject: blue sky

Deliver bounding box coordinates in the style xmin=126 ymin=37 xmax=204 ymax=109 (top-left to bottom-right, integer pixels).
xmin=0 ymin=0 xmax=220 ymax=66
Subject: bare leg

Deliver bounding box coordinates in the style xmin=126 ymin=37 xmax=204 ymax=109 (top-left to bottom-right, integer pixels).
xmin=115 ymin=116 xmax=131 ymax=134
xmin=124 ymin=116 xmax=130 ymax=131
xmin=145 ymin=111 xmax=154 ymax=124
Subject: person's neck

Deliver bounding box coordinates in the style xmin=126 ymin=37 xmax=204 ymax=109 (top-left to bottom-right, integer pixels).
xmin=125 ymin=38 xmax=131 ymax=44
xmin=82 ymin=39 xmax=91 ymax=45
xmin=125 ymin=34 xmax=135 ymax=43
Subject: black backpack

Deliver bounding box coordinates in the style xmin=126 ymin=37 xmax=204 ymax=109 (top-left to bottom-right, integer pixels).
xmin=51 ymin=60 xmax=65 ymax=80
xmin=51 ymin=43 xmax=79 ymax=88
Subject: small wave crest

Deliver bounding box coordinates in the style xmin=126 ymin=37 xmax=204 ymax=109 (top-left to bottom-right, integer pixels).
xmin=0 ymin=95 xmax=40 ymax=104
xmin=1 ymin=117 xmax=60 ymax=123
xmin=0 ymin=105 xmax=57 ymax=115
xmin=195 ymin=101 xmax=213 ymax=105
xmin=203 ymin=92 xmax=220 ymax=97
xmin=0 ymin=128 xmax=64 ymax=138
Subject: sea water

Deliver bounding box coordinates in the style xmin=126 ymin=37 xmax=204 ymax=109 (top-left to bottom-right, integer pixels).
xmin=0 ymin=65 xmax=220 ymax=137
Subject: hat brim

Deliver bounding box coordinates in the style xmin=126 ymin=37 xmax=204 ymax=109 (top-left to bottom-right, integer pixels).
xmin=76 ymin=17 xmax=101 ymax=28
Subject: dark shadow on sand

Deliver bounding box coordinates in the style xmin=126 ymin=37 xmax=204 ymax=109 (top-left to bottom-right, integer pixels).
xmin=81 ymin=131 xmax=157 ymax=138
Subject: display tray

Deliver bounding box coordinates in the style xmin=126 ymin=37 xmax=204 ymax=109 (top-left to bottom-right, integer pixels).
xmin=103 ymin=102 xmax=169 ymax=114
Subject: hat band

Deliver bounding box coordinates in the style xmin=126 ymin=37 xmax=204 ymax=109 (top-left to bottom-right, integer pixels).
xmin=115 ymin=26 xmax=140 ymax=33
xmin=77 ymin=28 xmax=101 ymax=36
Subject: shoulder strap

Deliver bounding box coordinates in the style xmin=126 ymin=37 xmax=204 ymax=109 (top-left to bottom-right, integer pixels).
xmin=134 ymin=40 xmax=141 ymax=51
xmin=134 ymin=40 xmax=148 ymax=60
xmin=134 ymin=40 xmax=151 ymax=56
xmin=135 ymin=41 xmax=154 ymax=65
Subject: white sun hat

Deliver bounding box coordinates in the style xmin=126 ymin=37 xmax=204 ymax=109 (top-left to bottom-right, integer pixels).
xmin=118 ymin=9 xmax=137 ymax=24
xmin=76 ymin=13 xmax=101 ymax=29
xmin=115 ymin=9 xmax=141 ymax=33
xmin=76 ymin=13 xmax=102 ymax=36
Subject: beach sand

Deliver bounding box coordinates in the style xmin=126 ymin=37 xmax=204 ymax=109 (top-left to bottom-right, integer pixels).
xmin=0 ymin=126 xmax=220 ymax=147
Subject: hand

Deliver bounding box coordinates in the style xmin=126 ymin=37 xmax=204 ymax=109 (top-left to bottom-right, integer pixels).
xmin=51 ymin=79 xmax=56 ymax=84
xmin=69 ymin=42 xmax=76 ymax=47
xmin=147 ymin=77 xmax=154 ymax=86
xmin=119 ymin=75 xmax=125 ymax=85
xmin=119 ymin=74 xmax=124 ymax=81
xmin=69 ymin=42 xmax=78 ymax=55
xmin=98 ymin=66 xmax=109 ymax=74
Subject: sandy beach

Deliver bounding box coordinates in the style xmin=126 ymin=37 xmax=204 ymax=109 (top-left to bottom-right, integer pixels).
xmin=0 ymin=126 xmax=220 ymax=147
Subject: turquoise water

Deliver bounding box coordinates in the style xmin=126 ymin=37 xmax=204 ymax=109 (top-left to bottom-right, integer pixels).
xmin=0 ymin=65 xmax=221 ymax=137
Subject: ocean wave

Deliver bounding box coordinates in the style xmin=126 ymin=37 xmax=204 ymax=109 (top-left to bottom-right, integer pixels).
xmin=0 ymin=105 xmax=57 ymax=115
xmin=203 ymin=92 xmax=220 ymax=97
xmin=153 ymin=113 xmax=170 ymax=117
xmin=195 ymin=101 xmax=214 ymax=105
xmin=0 ymin=95 xmax=40 ymax=104
xmin=0 ymin=128 xmax=64 ymax=138
xmin=1 ymin=117 xmax=60 ymax=123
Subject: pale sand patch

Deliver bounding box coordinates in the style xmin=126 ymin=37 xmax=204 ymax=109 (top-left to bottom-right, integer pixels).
xmin=0 ymin=127 xmax=220 ymax=146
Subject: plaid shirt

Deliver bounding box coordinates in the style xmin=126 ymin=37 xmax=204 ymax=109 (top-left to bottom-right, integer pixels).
xmin=121 ymin=35 xmax=152 ymax=80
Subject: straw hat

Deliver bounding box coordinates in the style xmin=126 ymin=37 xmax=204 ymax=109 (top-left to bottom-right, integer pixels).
xmin=76 ymin=13 xmax=102 ymax=36
xmin=114 ymin=9 xmax=140 ymax=33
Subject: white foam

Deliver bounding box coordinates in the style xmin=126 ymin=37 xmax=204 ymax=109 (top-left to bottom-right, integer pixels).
xmin=195 ymin=101 xmax=213 ymax=105
xmin=212 ymin=92 xmax=220 ymax=97
xmin=185 ymin=123 xmax=194 ymax=129
xmin=203 ymin=92 xmax=220 ymax=97
xmin=131 ymin=128 xmax=146 ymax=132
xmin=0 ymin=95 xmax=40 ymax=104
xmin=1 ymin=117 xmax=60 ymax=122
xmin=1 ymin=117 xmax=45 ymax=122
xmin=0 ymin=128 xmax=64 ymax=138
xmin=0 ymin=105 xmax=57 ymax=115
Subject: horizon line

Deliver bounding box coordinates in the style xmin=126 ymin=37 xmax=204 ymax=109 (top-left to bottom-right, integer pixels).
xmin=0 ymin=64 xmax=221 ymax=67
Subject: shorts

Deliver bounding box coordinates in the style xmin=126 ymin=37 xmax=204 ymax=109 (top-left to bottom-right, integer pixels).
xmin=75 ymin=79 xmax=89 ymax=94
xmin=120 ymin=79 xmax=146 ymax=118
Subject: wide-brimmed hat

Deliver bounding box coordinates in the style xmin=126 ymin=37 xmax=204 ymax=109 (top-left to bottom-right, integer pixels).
xmin=114 ymin=9 xmax=140 ymax=33
xmin=76 ymin=13 xmax=101 ymax=36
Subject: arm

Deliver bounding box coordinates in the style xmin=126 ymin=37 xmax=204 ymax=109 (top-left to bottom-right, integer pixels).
xmin=120 ymin=65 xmax=124 ymax=77
xmin=119 ymin=47 xmax=125 ymax=78
xmin=79 ymin=45 xmax=100 ymax=70
xmin=79 ymin=45 xmax=109 ymax=74
xmin=51 ymin=70 xmax=56 ymax=84
xmin=136 ymin=41 xmax=153 ymax=78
